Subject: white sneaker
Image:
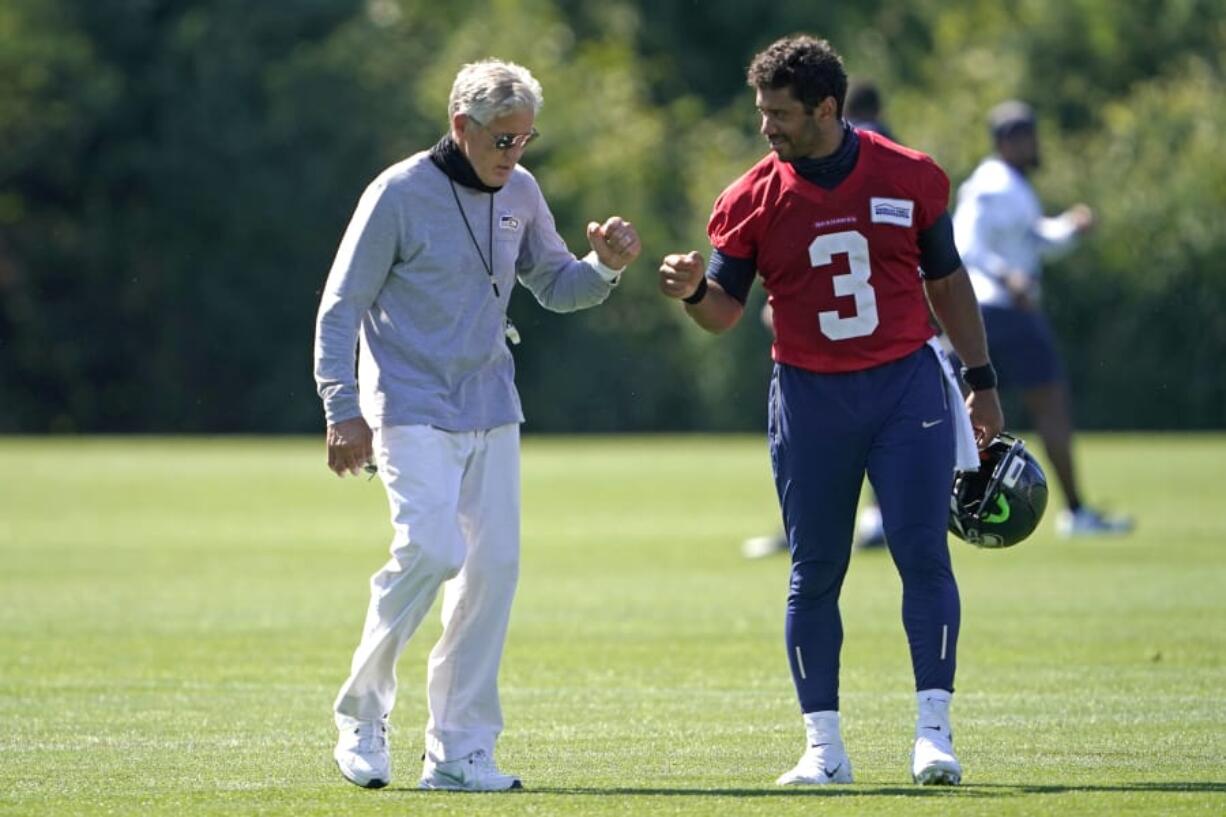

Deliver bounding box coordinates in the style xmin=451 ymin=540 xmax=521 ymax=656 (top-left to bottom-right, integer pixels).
xmin=1057 ymin=506 xmax=1133 ymax=537
xmin=912 ymin=728 xmax=961 ymax=785
xmin=912 ymin=689 xmax=961 ymax=785
xmin=741 ymin=532 xmax=788 ymax=559
xmin=776 ymin=742 xmax=854 ymax=785
xmin=334 ymin=716 xmax=391 ymax=789
xmin=420 ymin=748 xmax=523 ymax=791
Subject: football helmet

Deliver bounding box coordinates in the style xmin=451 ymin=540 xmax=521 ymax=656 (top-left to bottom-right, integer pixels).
xmin=949 ymin=433 xmax=1048 ymax=548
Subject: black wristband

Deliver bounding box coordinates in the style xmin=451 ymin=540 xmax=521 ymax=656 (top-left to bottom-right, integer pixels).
xmin=961 ymin=362 xmax=998 ymax=391
xmin=682 ymin=275 xmax=709 ymax=305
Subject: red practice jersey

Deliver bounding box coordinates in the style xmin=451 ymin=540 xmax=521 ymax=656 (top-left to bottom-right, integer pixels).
xmin=708 ymin=130 xmax=950 ymax=373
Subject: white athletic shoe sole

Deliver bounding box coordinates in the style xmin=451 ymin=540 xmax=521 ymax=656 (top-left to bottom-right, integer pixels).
xmin=418 ymin=775 xmax=523 ymax=792
xmin=420 ymin=750 xmax=522 ymax=792
xmin=911 ymin=734 xmax=962 ymax=785
xmin=333 ymin=717 xmax=391 ymax=789
xmin=913 ymin=760 xmax=961 ymax=785
xmin=776 ymin=746 xmax=854 ymax=785
xmin=334 ymin=752 xmax=390 ymax=789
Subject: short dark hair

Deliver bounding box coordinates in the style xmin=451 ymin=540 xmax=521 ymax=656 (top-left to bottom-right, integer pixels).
xmin=747 ymin=35 xmax=847 ymax=116
xmin=845 ymin=80 xmax=882 ymax=121
xmin=988 ymin=100 xmax=1037 ymax=142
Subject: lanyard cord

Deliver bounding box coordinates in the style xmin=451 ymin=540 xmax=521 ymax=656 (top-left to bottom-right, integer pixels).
xmin=448 ymin=178 xmax=500 ymax=298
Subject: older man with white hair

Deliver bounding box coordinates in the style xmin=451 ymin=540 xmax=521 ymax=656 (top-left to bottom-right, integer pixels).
xmin=314 ymin=58 xmax=640 ymax=792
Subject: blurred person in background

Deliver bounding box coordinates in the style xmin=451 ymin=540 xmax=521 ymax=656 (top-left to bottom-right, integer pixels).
xmin=953 ymin=100 xmax=1132 ymax=537
xmin=314 ymin=58 xmax=640 ymax=793
xmin=740 ymin=77 xmax=896 ymax=559
xmin=659 ymin=35 xmax=1002 ymax=787
xmin=844 ymin=78 xmax=895 ymax=142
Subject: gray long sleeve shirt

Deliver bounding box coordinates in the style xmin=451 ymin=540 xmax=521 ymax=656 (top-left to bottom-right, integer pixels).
xmin=314 ymin=152 xmax=618 ymax=431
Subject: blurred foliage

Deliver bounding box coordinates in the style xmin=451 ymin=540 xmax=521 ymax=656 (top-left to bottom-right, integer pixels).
xmin=1 ymin=0 xmax=1223 ymax=432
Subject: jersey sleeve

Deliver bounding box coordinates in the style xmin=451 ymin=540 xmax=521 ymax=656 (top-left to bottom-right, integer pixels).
xmin=913 ymin=157 xmax=952 ymax=233
xmin=707 ymin=174 xmax=766 ymax=260
xmin=707 ymin=249 xmax=756 ymax=304
xmin=917 ymin=212 xmax=963 ymax=280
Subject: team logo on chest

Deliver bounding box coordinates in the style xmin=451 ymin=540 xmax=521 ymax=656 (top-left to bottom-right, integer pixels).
xmin=498 ymin=213 xmax=521 ymax=232
xmin=870 ymin=197 xmax=914 ymax=227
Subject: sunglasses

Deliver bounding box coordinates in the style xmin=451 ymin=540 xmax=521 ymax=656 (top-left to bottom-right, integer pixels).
xmin=471 ymin=117 xmax=540 ymax=151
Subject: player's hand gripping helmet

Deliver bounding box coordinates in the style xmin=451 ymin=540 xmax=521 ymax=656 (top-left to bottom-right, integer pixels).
xmin=949 ymin=433 xmax=1048 ymax=548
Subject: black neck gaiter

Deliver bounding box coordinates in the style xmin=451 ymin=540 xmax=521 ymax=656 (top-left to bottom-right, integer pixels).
xmin=428 ymin=134 xmax=502 ymax=193
xmin=790 ymin=122 xmax=860 ymax=190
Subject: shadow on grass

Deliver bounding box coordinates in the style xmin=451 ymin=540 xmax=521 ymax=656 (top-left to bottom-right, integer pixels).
xmin=978 ymin=782 xmax=1226 ymax=795
xmin=528 ymin=786 xmax=984 ymax=798
xmin=384 ymin=781 xmax=1226 ymax=798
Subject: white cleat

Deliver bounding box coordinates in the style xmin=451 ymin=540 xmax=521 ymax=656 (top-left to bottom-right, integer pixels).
xmin=334 ymin=716 xmax=391 ymax=789
xmin=742 ymin=532 xmax=788 ymax=559
xmin=911 ymin=727 xmax=962 ymax=785
xmin=420 ymin=748 xmax=523 ymax=791
xmin=776 ymin=742 xmax=854 ymax=785
xmin=1057 ymin=506 xmax=1133 ymax=537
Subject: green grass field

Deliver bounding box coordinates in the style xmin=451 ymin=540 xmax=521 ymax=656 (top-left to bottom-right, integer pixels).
xmin=1 ymin=434 xmax=1223 ymax=816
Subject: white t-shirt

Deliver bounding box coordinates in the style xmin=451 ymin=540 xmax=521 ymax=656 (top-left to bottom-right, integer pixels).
xmin=952 ymin=156 xmax=1080 ymax=308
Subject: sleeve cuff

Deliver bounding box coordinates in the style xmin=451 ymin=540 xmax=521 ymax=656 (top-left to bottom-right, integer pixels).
xmin=1036 ymin=215 xmax=1079 ymax=246
xmin=321 ymin=387 xmax=362 ymax=426
xmin=582 ymin=250 xmax=623 ymax=285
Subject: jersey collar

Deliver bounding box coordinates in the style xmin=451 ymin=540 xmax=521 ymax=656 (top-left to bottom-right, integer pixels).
xmin=789 ymin=122 xmax=861 ymax=190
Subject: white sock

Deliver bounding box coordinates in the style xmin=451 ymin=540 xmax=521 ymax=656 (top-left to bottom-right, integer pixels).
xmin=802 ymin=710 xmax=843 ymax=748
xmin=916 ymin=688 xmax=952 ymax=737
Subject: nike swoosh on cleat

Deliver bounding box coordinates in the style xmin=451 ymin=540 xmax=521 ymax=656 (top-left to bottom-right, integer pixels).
xmin=922 ymin=725 xmax=942 ymax=732
xmin=823 ymin=763 xmax=842 ymax=778
xmin=810 ymin=743 xmax=831 ymax=748
xmin=432 ymin=768 xmax=468 ymax=787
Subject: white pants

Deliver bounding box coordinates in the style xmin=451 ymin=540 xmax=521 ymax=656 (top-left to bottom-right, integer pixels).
xmin=333 ymin=423 xmax=521 ymax=763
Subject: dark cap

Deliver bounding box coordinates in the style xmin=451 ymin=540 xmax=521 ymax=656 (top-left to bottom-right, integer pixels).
xmin=988 ymin=100 xmax=1036 ymax=139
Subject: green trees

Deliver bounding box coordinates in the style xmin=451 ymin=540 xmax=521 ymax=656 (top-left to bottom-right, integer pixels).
xmin=1 ymin=0 xmax=1223 ymax=431
xmin=899 ymin=0 xmax=1226 ymax=428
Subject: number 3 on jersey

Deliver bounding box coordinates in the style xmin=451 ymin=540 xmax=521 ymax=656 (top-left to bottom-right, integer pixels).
xmin=811 ymin=230 xmax=879 ymax=340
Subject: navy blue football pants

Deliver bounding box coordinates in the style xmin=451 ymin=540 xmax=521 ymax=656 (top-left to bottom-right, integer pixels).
xmin=768 ymin=345 xmax=959 ymax=713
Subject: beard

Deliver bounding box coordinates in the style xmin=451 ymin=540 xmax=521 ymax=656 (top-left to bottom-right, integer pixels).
xmin=768 ymin=138 xmax=797 ymax=160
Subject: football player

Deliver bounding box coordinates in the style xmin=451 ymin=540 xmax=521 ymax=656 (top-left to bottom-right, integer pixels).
xmin=953 ymin=101 xmax=1132 ymax=536
xmin=659 ymin=34 xmax=1003 ymax=785
xmin=741 ymin=76 xmax=898 ymax=560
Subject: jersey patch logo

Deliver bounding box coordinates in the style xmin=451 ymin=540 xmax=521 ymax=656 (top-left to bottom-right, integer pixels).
xmin=498 ymin=213 xmax=521 ymax=232
xmin=870 ymin=197 xmax=914 ymax=227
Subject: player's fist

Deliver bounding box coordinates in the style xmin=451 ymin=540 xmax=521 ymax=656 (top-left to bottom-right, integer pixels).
xmin=658 ymin=251 xmax=705 ymax=300
xmin=587 ymin=216 xmax=641 ymax=271
xmin=966 ymin=389 xmax=1005 ymax=449
xmin=1065 ymin=203 xmax=1094 ymax=234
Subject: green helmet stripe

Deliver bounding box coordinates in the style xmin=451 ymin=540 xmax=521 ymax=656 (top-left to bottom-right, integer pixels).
xmin=983 ymin=493 xmax=1011 ymax=524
